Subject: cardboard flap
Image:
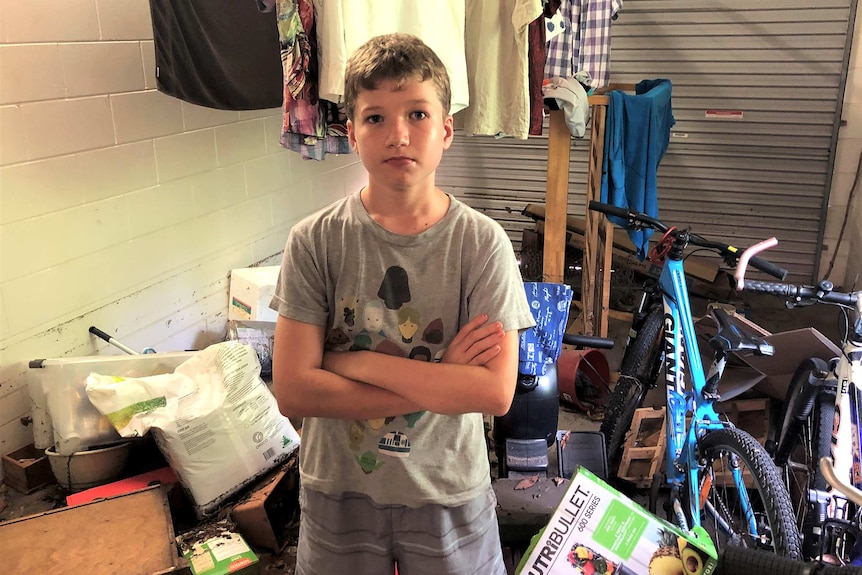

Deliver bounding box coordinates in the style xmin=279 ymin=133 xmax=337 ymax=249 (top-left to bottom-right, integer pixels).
xmin=740 ymin=328 xmax=841 ymax=375
xmin=740 ymin=328 xmax=841 ymax=399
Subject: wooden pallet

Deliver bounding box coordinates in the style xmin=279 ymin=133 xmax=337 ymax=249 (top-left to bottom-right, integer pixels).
xmin=618 ymin=399 xmax=771 ymax=489
xmin=718 ymin=397 xmax=771 ymax=445
xmin=618 ymin=407 xmax=667 ymax=488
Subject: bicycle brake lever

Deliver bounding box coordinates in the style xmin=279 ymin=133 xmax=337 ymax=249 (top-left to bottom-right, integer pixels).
xmin=784 ymin=299 xmax=815 ymax=309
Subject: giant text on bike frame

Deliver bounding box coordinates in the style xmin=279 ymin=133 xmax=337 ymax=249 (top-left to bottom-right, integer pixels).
xmin=663 ymin=313 xmax=685 ymax=393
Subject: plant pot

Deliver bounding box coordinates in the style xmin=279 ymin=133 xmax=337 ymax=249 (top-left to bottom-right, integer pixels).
xmin=45 ymin=442 xmax=131 ymax=492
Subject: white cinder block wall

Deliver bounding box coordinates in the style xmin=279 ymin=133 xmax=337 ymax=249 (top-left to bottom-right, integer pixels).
xmin=835 ymin=13 xmax=862 ymax=289
xmin=0 ymin=0 xmax=367 ymax=475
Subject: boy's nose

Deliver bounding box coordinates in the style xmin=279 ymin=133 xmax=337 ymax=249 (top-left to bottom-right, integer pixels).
xmin=386 ymin=118 xmax=409 ymax=147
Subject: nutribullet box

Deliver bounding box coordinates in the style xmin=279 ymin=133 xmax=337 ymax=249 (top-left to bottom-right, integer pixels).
xmin=517 ymin=467 xmax=717 ymax=575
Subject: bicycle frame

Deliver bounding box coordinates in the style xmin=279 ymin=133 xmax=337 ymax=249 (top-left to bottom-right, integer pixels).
xmin=655 ymin=250 xmax=758 ymax=535
xmin=823 ymin=294 xmax=862 ymax=526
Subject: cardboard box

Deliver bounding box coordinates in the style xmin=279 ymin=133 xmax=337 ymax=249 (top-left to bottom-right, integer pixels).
xmin=229 ymin=266 xmax=280 ymax=323
xmin=2 ymin=443 xmax=53 ymax=493
xmin=230 ymin=459 xmax=298 ymax=552
xmin=694 ymin=313 xmax=840 ymax=400
xmin=517 ymin=467 xmax=717 ymax=575
xmin=180 ymin=524 xmax=259 ymax=575
xmin=740 ymin=328 xmax=841 ymax=399
xmin=0 ymin=485 xmax=184 ymax=574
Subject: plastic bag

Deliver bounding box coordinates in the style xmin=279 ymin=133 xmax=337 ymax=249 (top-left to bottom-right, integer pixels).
xmin=85 ymin=341 xmax=300 ymax=517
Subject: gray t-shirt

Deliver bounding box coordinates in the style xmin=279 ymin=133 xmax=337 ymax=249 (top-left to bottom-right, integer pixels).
xmin=270 ymin=191 xmax=535 ymax=507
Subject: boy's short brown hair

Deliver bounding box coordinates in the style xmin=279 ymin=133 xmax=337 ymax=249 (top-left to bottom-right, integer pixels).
xmin=343 ymin=33 xmax=451 ymax=122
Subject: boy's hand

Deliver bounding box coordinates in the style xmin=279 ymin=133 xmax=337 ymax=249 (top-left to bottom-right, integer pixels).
xmin=441 ymin=314 xmax=505 ymax=366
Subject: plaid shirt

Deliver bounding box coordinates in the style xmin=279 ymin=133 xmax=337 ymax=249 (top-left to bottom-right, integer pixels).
xmin=545 ymin=0 xmax=623 ymax=88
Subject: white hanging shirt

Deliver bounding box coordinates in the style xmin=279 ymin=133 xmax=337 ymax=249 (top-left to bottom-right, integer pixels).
xmin=456 ymin=0 xmax=542 ymax=139
xmin=314 ymin=0 xmax=469 ymax=114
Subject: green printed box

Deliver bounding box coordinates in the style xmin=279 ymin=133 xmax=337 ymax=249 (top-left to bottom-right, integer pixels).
xmin=517 ymin=467 xmax=717 ymax=575
xmin=182 ymin=530 xmax=259 ymax=575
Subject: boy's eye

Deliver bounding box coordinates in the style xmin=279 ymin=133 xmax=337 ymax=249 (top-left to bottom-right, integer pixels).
xmin=410 ymin=111 xmax=428 ymax=120
xmin=365 ymin=114 xmax=383 ymax=124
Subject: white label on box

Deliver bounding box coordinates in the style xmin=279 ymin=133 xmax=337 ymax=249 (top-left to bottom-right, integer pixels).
xmin=190 ymin=545 xmax=215 ymax=572
xmin=207 ymin=535 xmax=252 ymax=562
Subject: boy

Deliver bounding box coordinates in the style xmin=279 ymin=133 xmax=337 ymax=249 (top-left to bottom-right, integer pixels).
xmin=270 ymin=33 xmax=535 ymax=574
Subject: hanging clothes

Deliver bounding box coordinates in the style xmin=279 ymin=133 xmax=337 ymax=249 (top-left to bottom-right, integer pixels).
xmin=544 ymin=0 xmax=622 ymax=88
xmin=314 ymin=0 xmax=470 ymax=114
xmin=541 ymin=71 xmax=592 ymax=137
xmin=455 ymin=0 xmax=542 ymax=139
xmin=149 ymin=0 xmax=282 ymax=110
xmin=527 ymin=15 xmax=547 ymax=136
xmin=600 ymin=79 xmax=675 ymax=260
xmin=260 ymin=0 xmax=350 ymax=161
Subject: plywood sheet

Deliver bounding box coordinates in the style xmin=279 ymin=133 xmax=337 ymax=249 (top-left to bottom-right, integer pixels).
xmin=0 ymin=485 xmax=180 ymax=575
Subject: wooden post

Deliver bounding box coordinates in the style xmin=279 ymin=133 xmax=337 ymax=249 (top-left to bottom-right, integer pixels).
xmin=542 ymin=109 xmax=572 ymax=284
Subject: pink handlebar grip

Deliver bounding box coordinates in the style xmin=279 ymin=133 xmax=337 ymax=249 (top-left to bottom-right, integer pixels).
xmin=735 ymin=237 xmax=778 ymax=290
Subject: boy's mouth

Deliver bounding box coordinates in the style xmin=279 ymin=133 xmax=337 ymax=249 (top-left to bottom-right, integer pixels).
xmin=385 ymin=156 xmax=414 ymax=165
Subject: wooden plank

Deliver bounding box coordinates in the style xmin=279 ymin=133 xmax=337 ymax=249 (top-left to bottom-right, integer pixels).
xmin=0 ymin=486 xmax=181 ymax=574
xmin=542 ymin=109 xmax=572 ymax=284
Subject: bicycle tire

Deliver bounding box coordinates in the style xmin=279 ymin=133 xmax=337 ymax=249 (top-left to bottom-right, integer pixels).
xmin=698 ymin=427 xmax=803 ymax=560
xmin=774 ymin=358 xmax=834 ymax=470
xmin=771 ymin=358 xmax=836 ymax=559
xmin=600 ymin=306 xmax=663 ymax=465
xmin=716 ymin=544 xmax=862 ymax=575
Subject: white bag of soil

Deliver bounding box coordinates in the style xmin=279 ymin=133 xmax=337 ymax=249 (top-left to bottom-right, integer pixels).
xmin=85 ymin=341 xmax=300 ymax=517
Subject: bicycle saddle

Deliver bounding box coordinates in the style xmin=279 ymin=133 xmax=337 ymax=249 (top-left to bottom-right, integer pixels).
xmin=708 ymin=307 xmax=774 ymax=356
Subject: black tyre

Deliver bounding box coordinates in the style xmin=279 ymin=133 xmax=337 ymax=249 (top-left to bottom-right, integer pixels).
xmin=771 ymin=357 xmax=835 ymax=558
xmin=716 ymin=544 xmax=862 ymax=575
xmin=600 ymin=306 xmax=663 ymax=466
xmin=698 ymin=427 xmax=803 ymax=560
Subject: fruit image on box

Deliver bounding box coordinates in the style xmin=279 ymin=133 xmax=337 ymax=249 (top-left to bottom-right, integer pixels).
xmin=517 ymin=467 xmax=717 ymax=575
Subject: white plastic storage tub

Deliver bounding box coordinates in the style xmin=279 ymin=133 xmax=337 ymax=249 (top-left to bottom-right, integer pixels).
xmin=28 ymin=351 xmax=196 ymax=455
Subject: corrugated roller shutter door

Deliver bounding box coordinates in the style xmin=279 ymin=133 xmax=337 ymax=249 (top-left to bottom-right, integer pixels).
xmin=437 ymin=0 xmax=856 ymax=282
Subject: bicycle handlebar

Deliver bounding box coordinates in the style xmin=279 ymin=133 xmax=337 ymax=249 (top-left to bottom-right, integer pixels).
xmin=716 ymin=545 xmax=862 ymax=575
xmin=741 ymin=280 xmax=858 ymax=306
xmin=734 ymin=237 xmax=779 ymax=289
xmin=588 ymin=201 xmax=788 ymax=279
xmin=561 ymin=333 xmax=615 ymax=349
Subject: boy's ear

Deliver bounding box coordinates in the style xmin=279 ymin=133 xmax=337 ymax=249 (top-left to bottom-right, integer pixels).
xmin=442 ymin=115 xmax=454 ymax=149
xmin=347 ymin=119 xmax=358 ymax=151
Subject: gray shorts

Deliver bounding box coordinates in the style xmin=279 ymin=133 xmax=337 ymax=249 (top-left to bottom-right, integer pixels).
xmin=296 ymin=486 xmax=507 ymax=575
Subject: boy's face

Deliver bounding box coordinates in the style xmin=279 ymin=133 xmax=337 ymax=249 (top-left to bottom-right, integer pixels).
xmin=347 ymin=78 xmax=453 ymax=193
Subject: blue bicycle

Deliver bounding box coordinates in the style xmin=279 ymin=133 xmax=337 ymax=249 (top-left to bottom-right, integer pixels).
xmin=590 ymin=201 xmax=803 ymax=559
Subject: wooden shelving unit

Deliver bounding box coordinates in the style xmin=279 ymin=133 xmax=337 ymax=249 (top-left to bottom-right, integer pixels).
xmin=541 ymin=84 xmax=635 ymax=337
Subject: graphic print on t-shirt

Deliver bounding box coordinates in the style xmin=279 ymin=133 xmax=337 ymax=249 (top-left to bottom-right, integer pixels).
xmin=326 ymin=265 xmax=452 ymax=474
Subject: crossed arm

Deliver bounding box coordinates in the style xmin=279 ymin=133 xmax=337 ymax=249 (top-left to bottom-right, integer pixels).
xmin=271 ymin=314 xmax=521 ymax=420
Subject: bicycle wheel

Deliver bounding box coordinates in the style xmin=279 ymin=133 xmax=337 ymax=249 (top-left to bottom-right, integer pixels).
xmin=772 ymin=357 xmax=835 ymax=558
xmin=698 ymin=427 xmax=803 ymax=560
xmin=715 ymin=544 xmax=862 ymax=575
xmin=601 ymin=306 xmax=663 ymax=466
